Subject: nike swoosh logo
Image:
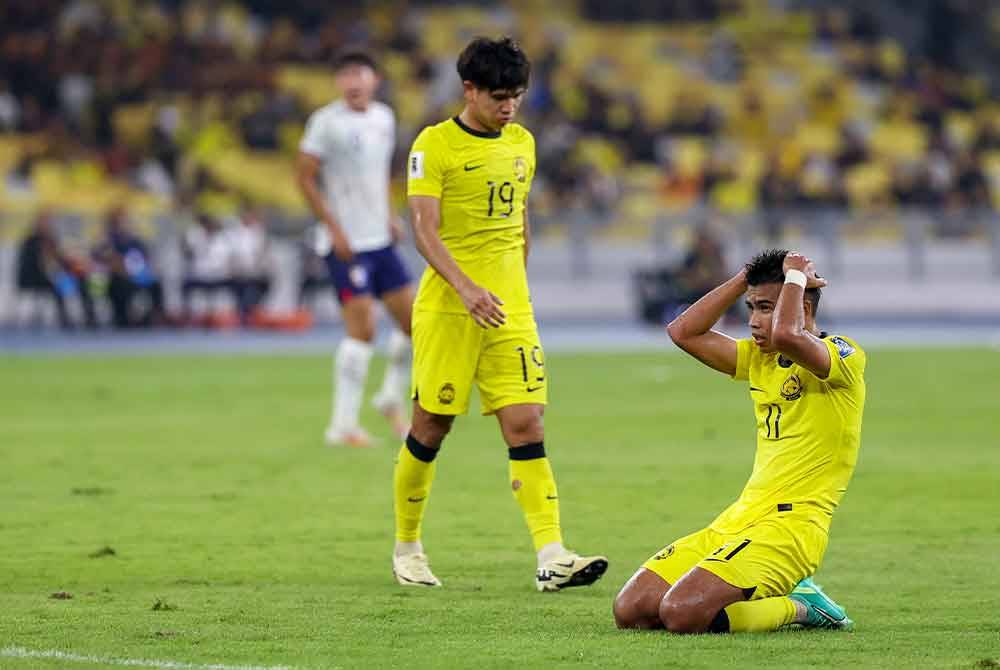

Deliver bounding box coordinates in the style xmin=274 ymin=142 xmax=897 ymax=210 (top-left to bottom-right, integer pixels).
xmin=526 ymin=386 xmax=544 ymax=392
xmin=553 ymin=561 xmax=575 ymax=569
xmin=464 ymin=163 xmax=484 ymax=171
xmin=546 ymin=495 xmax=558 ymax=500
xmin=814 ymin=605 xmax=841 ymax=623
xmin=407 ymin=496 xmax=426 ymax=503
xmin=750 ymin=387 xmax=765 ymax=392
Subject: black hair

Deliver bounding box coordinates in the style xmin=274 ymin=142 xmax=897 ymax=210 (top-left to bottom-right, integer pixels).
xmin=334 ymin=48 xmax=378 ymax=72
xmin=744 ymin=248 xmax=821 ymax=315
xmin=456 ymin=36 xmax=530 ymax=92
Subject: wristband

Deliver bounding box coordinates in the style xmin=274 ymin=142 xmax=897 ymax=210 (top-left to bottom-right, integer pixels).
xmin=784 ymin=269 xmax=807 ymax=288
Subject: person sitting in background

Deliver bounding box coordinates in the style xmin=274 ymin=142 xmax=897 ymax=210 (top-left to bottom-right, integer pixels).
xmin=674 ymin=227 xmax=730 ymax=307
xmin=92 ymin=206 xmax=166 ymax=329
xmin=228 ymin=207 xmax=272 ymax=324
xmin=16 ymin=210 xmax=96 ymax=330
xmin=182 ymin=213 xmax=234 ymax=326
xmin=634 ymin=226 xmax=731 ymax=326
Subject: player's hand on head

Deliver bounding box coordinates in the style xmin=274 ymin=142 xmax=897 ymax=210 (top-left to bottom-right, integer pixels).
xmin=460 ymin=284 xmax=506 ymax=328
xmin=783 ymin=252 xmax=828 ymax=288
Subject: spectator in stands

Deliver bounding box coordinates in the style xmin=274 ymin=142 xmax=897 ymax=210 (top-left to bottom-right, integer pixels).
xmin=93 ymin=206 xmax=166 ymax=329
xmin=182 ymin=212 xmax=233 ymax=324
xmin=229 ymin=207 xmax=272 ymax=324
xmin=16 ymin=210 xmax=96 ymax=329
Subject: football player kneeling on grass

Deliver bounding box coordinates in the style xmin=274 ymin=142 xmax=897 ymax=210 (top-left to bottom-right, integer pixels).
xmin=614 ymin=250 xmax=865 ymax=633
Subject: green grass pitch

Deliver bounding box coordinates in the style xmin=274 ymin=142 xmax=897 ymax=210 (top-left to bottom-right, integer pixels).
xmin=1 ymin=348 xmax=998 ymax=669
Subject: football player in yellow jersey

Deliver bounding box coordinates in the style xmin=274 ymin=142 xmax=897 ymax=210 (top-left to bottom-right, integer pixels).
xmin=391 ymin=36 xmax=607 ymax=591
xmin=614 ymin=249 xmax=865 ymax=633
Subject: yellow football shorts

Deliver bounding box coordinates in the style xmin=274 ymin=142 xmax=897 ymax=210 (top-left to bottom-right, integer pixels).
xmin=642 ymin=513 xmax=829 ymax=599
xmin=411 ymin=310 xmax=547 ymax=415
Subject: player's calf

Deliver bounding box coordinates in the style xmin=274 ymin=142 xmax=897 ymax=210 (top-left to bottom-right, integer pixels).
xmin=656 ymin=567 xmax=747 ymax=634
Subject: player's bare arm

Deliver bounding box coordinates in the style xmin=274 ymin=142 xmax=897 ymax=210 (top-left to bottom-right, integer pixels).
xmin=409 ymin=194 xmax=506 ymax=328
xmin=771 ymin=252 xmax=832 ymax=378
xmin=295 ymin=151 xmax=354 ymax=262
xmin=666 ymin=270 xmax=745 ymax=376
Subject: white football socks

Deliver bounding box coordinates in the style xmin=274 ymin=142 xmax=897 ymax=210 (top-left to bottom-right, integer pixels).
xmin=330 ymin=337 xmax=374 ymax=434
xmin=375 ymin=329 xmax=411 ymax=408
xmin=394 ymin=541 xmax=423 ymax=557
xmin=537 ymin=541 xmax=567 ymax=568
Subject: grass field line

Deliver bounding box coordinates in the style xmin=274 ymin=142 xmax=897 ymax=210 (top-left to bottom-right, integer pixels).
xmin=0 ymin=646 xmax=298 ymax=670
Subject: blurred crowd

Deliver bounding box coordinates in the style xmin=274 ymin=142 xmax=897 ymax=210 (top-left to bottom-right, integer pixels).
xmin=2 ymin=0 xmax=999 ymax=328
xmin=15 ymin=206 xmax=282 ymax=329
xmin=3 ymin=1 xmax=998 ymax=218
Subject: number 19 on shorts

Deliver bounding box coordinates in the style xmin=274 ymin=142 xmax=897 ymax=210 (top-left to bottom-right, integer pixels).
xmin=517 ymin=345 xmax=545 ymax=393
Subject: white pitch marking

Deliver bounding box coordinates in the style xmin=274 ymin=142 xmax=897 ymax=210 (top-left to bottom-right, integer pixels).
xmin=0 ymin=646 xmax=296 ymax=670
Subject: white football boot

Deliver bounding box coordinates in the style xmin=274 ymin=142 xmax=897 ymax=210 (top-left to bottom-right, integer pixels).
xmin=536 ymin=551 xmax=609 ymax=592
xmin=392 ymin=553 xmax=442 ymax=587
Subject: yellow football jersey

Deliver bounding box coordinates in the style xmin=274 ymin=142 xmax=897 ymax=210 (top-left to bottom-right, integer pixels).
xmin=710 ymin=334 xmax=867 ymax=534
xmin=407 ymin=116 xmax=536 ymax=314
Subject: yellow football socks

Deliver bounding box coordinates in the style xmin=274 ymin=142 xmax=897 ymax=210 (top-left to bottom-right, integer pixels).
xmin=723 ymin=596 xmax=797 ymax=633
xmin=393 ymin=437 xmax=438 ymax=543
xmin=508 ymin=443 xmax=563 ymax=551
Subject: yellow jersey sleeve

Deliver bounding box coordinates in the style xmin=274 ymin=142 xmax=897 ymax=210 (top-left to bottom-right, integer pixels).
xmin=407 ymin=128 xmax=448 ymax=198
xmin=733 ymin=338 xmax=754 ymax=381
xmin=821 ymin=335 xmax=866 ymax=388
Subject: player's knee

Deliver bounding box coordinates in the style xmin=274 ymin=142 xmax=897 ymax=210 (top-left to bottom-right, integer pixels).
xmin=410 ymin=410 xmax=453 ymax=448
xmin=346 ymin=319 xmax=376 ymax=343
xmin=658 ymin=596 xmax=704 ymax=635
xmin=502 ymin=413 xmax=544 ymax=447
xmin=613 ymin=589 xmax=643 ymax=629
xmin=343 ymin=300 xmax=376 ymax=342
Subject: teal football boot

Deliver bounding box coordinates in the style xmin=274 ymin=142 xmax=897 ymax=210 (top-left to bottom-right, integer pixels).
xmin=789 ymin=576 xmax=854 ymax=630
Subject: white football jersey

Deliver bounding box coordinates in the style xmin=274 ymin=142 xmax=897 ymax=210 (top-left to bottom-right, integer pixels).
xmin=300 ymin=99 xmax=395 ymax=253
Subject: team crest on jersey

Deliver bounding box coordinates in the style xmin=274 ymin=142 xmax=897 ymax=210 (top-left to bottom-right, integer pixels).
xmin=780 ymin=374 xmax=803 ymax=401
xmin=513 ymin=156 xmax=527 ymax=183
xmin=653 ymin=545 xmax=675 ymax=561
xmin=438 ymin=383 xmax=456 ymax=405
xmin=830 ymin=336 xmax=855 ymax=359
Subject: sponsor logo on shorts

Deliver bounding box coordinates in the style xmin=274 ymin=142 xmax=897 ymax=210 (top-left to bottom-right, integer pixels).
xmin=780 ymin=374 xmax=803 ymax=401
xmin=438 ymin=383 xmax=456 ymax=405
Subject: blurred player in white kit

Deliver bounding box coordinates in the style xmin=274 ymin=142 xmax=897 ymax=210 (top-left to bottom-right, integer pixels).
xmin=296 ymin=49 xmax=415 ymax=447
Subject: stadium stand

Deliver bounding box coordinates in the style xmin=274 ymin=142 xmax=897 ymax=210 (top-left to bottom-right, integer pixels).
xmin=1 ymin=0 xmax=997 ymax=327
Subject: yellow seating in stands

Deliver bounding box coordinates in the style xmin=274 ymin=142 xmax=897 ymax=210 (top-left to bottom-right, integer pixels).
xmin=870 ymin=119 xmax=927 ymax=162
xmin=844 ymin=161 xmax=890 ymax=208
xmin=277 ymin=65 xmax=339 ymax=111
